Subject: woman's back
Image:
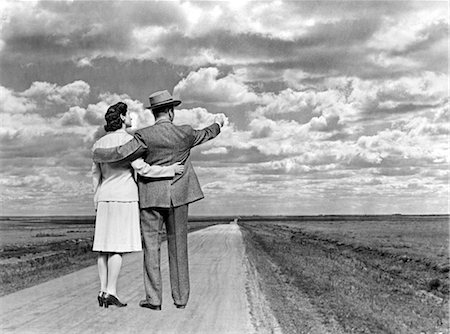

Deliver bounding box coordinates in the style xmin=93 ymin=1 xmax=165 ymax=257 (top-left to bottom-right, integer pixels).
xmin=93 ymin=129 xmax=138 ymax=202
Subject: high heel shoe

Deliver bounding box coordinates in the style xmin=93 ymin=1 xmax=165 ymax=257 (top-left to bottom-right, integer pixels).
xmin=97 ymin=291 xmax=105 ymax=307
xmin=104 ymin=293 xmax=127 ymax=308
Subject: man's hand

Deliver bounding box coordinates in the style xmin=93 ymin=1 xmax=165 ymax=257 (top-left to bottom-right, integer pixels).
xmin=214 ymin=114 xmax=225 ymax=127
xmin=171 ymin=162 xmax=185 ymax=175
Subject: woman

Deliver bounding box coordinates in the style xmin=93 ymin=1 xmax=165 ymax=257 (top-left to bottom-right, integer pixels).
xmin=92 ymin=102 xmax=183 ymax=308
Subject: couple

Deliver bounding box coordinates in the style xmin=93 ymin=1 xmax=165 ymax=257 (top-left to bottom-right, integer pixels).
xmin=91 ymin=90 xmax=224 ymax=310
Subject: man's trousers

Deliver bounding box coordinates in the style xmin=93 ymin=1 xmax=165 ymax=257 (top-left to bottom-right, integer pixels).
xmin=140 ymin=204 xmax=189 ymax=306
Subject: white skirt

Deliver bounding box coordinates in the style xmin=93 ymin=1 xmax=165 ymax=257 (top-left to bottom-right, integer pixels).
xmin=93 ymin=201 xmax=142 ymax=252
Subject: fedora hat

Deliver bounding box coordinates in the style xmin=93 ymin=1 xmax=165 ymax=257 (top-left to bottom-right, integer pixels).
xmin=146 ymin=90 xmax=181 ymax=109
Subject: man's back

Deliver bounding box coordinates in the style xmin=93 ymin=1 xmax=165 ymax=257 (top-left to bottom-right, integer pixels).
xmin=137 ymin=120 xmax=194 ymax=166
xmin=134 ymin=119 xmax=220 ymax=208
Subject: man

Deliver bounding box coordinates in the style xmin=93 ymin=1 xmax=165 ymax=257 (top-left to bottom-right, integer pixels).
xmin=93 ymin=90 xmax=223 ymax=310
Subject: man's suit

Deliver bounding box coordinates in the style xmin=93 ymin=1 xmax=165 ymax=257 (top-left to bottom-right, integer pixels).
xmin=93 ymin=119 xmax=221 ymax=307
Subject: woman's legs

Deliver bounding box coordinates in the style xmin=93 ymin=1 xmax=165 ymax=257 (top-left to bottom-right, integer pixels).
xmin=98 ymin=251 xmax=124 ymax=298
xmin=97 ymin=253 xmax=108 ymax=293
xmin=106 ymin=253 xmax=123 ymax=296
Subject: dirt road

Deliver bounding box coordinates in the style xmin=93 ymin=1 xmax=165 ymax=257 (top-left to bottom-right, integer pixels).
xmin=0 ymin=223 xmax=280 ymax=334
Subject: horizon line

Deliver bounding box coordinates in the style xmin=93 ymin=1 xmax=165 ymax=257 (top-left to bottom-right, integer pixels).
xmin=1 ymin=213 xmax=449 ymax=218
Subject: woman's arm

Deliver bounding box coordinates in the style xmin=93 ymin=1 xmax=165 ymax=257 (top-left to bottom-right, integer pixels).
xmin=131 ymin=158 xmax=184 ymax=178
xmin=92 ymin=162 xmax=102 ymax=208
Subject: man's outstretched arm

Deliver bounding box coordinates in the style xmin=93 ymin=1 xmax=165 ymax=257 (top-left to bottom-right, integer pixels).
xmin=192 ymin=115 xmax=224 ymax=147
xmin=93 ymin=134 xmax=147 ymax=163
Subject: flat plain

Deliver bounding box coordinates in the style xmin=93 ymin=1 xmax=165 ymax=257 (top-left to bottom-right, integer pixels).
xmin=239 ymin=215 xmax=449 ymax=334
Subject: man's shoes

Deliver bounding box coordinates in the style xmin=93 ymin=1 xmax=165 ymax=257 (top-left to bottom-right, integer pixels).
xmin=174 ymin=303 xmax=186 ymax=309
xmin=139 ymin=300 xmax=161 ymax=311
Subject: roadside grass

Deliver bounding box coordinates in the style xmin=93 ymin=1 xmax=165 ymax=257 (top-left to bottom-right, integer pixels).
xmin=0 ymin=239 xmax=95 ymax=296
xmin=239 ymin=220 xmax=449 ymax=334
xmin=34 ymin=232 xmax=66 ymax=237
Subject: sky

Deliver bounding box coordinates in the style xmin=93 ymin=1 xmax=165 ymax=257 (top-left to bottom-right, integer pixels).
xmin=0 ymin=0 xmax=448 ymax=216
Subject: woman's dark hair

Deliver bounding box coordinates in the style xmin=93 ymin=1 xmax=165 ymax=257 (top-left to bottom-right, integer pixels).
xmin=104 ymin=102 xmax=127 ymax=132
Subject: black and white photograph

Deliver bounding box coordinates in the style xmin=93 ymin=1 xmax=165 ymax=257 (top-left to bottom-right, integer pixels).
xmin=0 ymin=0 xmax=448 ymax=333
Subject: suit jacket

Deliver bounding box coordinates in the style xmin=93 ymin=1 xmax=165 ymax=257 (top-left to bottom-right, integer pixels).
xmin=93 ymin=120 xmax=221 ymax=208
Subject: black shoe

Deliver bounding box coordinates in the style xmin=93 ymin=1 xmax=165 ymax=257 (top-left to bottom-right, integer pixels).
xmin=139 ymin=300 xmax=161 ymax=311
xmin=97 ymin=291 xmax=106 ymax=307
xmin=174 ymin=303 xmax=186 ymax=309
xmin=104 ymin=293 xmax=127 ymax=308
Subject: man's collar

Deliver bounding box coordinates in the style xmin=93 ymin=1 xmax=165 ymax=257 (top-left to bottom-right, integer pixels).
xmin=155 ymin=118 xmax=172 ymax=124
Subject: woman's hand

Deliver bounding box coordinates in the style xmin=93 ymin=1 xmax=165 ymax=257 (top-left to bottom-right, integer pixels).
xmin=171 ymin=162 xmax=185 ymax=175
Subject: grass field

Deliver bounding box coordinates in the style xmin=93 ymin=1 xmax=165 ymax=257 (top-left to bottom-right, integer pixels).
xmin=239 ymin=215 xmax=449 ymax=334
xmin=0 ymin=216 xmax=232 ymax=296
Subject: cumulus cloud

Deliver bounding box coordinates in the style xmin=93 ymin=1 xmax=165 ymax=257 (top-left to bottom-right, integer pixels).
xmin=202 ymin=147 xmax=228 ymax=155
xmin=174 ymin=107 xmax=215 ymax=127
xmin=322 ymin=72 xmax=448 ymax=123
xmin=1 ymin=1 xmax=179 ymax=59
xmin=174 ymin=67 xmax=259 ymax=105
xmin=2 ymin=0 xmax=444 ymax=77
xmin=1 ymin=111 xmax=52 ymax=137
xmin=1 ymin=131 xmax=89 ymax=159
xmin=0 ymin=80 xmax=90 ymax=119
xmin=374 ymin=72 xmax=447 ymax=110
xmin=76 ymin=57 xmax=93 ymax=68
xmin=368 ymin=6 xmax=446 ymax=54
xmin=60 ymin=106 xmax=86 ymax=127
xmin=21 ymin=80 xmax=90 ymax=109
xmin=398 ymin=115 xmax=449 ymax=137
xmin=55 ymin=91 xmax=148 ymax=132
xmin=248 ymin=87 xmax=349 ymax=139
xmin=0 ymin=85 xmax=36 ymax=114
xmin=1 ymin=1 xmax=447 ymax=100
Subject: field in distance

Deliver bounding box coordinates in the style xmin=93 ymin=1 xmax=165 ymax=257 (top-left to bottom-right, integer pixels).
xmin=238 ymin=215 xmax=449 ymax=334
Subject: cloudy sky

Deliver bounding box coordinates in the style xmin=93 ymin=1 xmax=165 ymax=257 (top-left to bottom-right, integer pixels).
xmin=0 ymin=0 xmax=448 ymax=216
